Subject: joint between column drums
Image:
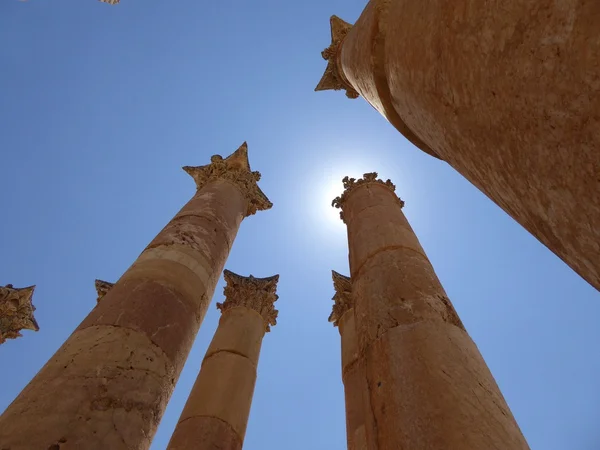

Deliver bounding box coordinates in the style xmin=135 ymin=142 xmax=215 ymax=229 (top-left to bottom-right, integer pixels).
xmin=175 ymin=414 xmax=244 ymax=447
xmin=351 ymin=244 xmax=428 ymax=279
xmin=202 ymin=348 xmax=258 ymax=370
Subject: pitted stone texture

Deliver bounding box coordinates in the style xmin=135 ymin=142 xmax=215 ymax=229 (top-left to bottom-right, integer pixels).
xmin=80 ymin=277 xmax=203 ymax=373
xmin=337 ymin=0 xmax=600 ymax=289
xmin=364 ymin=322 xmax=529 ymax=449
xmin=0 ymin=284 xmax=38 ymax=344
xmin=354 ymin=249 xmax=464 ymax=354
xmin=205 ymin=307 xmax=266 ymax=364
xmin=166 ymin=416 xmax=242 ymax=450
xmin=176 ymin=351 xmax=257 ymax=442
xmin=0 ymin=326 xmax=173 ymax=450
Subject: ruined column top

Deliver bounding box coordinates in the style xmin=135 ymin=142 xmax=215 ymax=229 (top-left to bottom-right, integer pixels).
xmin=0 ymin=284 xmax=39 ymax=344
xmin=329 ymin=271 xmax=353 ymax=327
xmin=183 ymin=142 xmax=273 ymax=217
xmin=217 ymin=270 xmax=279 ymax=332
xmin=331 ymin=172 xmax=405 ymax=222
xmin=315 ymin=15 xmax=359 ymax=99
xmin=94 ymin=279 xmax=114 ymax=303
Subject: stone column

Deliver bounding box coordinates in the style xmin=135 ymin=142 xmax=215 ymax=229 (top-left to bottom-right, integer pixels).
xmin=0 ymin=143 xmax=272 ymax=450
xmin=167 ymin=270 xmax=279 ymax=450
xmin=329 ymin=271 xmax=369 ymax=450
xmin=332 ymin=172 xmax=529 ymax=449
xmin=0 ymin=284 xmax=38 ymax=345
xmin=317 ymin=12 xmax=600 ymax=291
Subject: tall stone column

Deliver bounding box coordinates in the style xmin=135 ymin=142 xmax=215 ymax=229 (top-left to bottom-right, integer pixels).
xmin=317 ymin=11 xmax=600 ymax=291
xmin=0 ymin=143 xmax=272 ymax=450
xmin=167 ymin=269 xmax=279 ymax=450
xmin=332 ymin=172 xmax=529 ymax=449
xmin=0 ymin=284 xmax=38 ymax=345
xmin=329 ymin=271 xmax=369 ymax=450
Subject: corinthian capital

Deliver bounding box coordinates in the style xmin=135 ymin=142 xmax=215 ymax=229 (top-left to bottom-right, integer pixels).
xmin=183 ymin=142 xmax=273 ymax=216
xmin=217 ymin=270 xmax=279 ymax=332
xmin=0 ymin=284 xmax=39 ymax=345
xmin=331 ymin=172 xmax=404 ymax=222
xmin=95 ymin=279 xmax=114 ymax=303
xmin=315 ymin=15 xmax=359 ymax=99
xmin=329 ymin=271 xmax=353 ymax=327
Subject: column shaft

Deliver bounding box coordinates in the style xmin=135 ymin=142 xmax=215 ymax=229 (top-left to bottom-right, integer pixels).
xmin=320 ymin=6 xmax=600 ymax=290
xmin=0 ymin=143 xmax=271 ymax=450
xmin=335 ymin=174 xmax=529 ymax=449
xmin=338 ymin=310 xmax=369 ymax=450
xmin=167 ymin=271 xmax=278 ymax=450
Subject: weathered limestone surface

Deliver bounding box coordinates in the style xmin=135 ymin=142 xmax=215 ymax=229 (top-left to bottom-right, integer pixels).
xmin=0 ymin=143 xmax=271 ymax=450
xmin=0 ymin=284 xmax=38 ymax=345
xmin=333 ymin=173 xmax=529 ymax=449
xmin=330 ymin=271 xmax=369 ymax=450
xmin=319 ymin=6 xmax=600 ymax=291
xmin=167 ymin=270 xmax=279 ymax=450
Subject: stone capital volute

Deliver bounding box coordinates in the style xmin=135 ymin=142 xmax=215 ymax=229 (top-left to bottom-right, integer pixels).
xmin=329 ymin=271 xmax=353 ymax=327
xmin=217 ymin=270 xmax=279 ymax=332
xmin=331 ymin=172 xmax=404 ymax=223
xmin=0 ymin=284 xmax=39 ymax=344
xmin=315 ymin=15 xmax=359 ymax=99
xmin=183 ymin=142 xmax=273 ymax=217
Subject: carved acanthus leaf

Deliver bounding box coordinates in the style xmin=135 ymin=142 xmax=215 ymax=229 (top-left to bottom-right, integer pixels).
xmin=331 ymin=172 xmax=404 ymax=222
xmin=99 ymin=0 xmax=120 ymax=4
xmin=217 ymin=270 xmax=279 ymax=332
xmin=0 ymin=284 xmax=39 ymax=345
xmin=315 ymin=15 xmax=359 ymax=99
xmin=329 ymin=271 xmax=353 ymax=327
xmin=183 ymin=142 xmax=273 ymax=217
xmin=95 ymin=279 xmax=114 ymax=303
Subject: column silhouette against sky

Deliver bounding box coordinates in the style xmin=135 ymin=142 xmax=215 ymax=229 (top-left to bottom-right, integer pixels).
xmin=0 ymin=143 xmax=272 ymax=449
xmin=167 ymin=270 xmax=279 ymax=450
xmin=317 ymin=12 xmax=600 ymax=291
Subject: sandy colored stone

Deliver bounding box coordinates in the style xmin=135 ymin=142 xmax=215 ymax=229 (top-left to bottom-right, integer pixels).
xmin=204 ymin=307 xmax=266 ymax=363
xmin=331 ymin=274 xmax=371 ymax=450
xmin=176 ymin=351 xmax=257 ymax=441
xmin=166 ymin=416 xmax=242 ymax=450
xmin=364 ymin=322 xmax=528 ymax=449
xmin=167 ymin=270 xmax=279 ymax=449
xmin=333 ymin=173 xmax=528 ymax=449
xmin=320 ymin=3 xmax=600 ymax=290
xmin=0 ymin=284 xmax=38 ymax=345
xmin=0 ymin=143 xmax=272 ymax=449
xmin=0 ymin=325 xmax=173 ymax=449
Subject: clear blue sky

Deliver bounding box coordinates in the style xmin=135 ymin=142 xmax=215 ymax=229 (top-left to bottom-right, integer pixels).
xmin=1 ymin=1 xmax=599 ymax=449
